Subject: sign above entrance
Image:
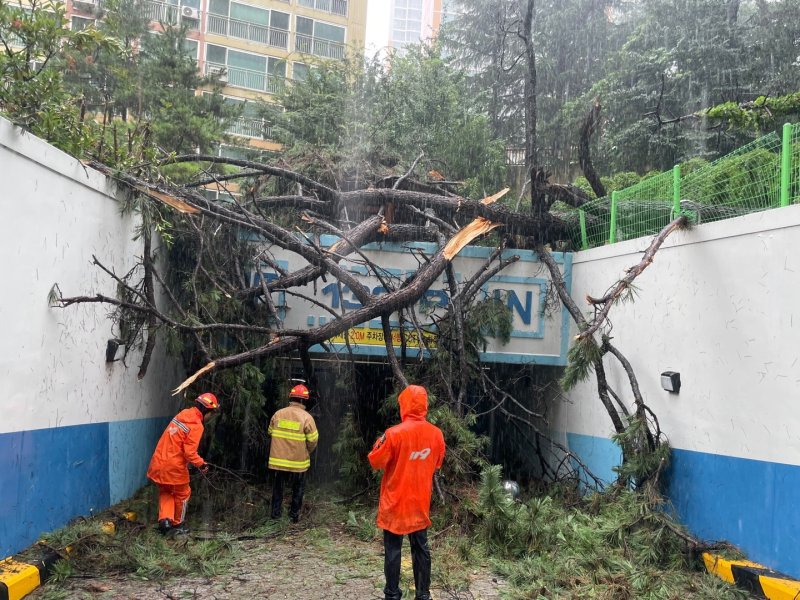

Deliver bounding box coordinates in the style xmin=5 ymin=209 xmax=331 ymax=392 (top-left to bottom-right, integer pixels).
xmin=253 ymin=238 xmax=572 ymax=365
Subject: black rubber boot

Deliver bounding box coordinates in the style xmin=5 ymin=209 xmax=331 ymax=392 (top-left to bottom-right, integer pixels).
xmin=171 ymin=522 xmax=189 ymax=535
xmin=157 ymin=519 xmax=171 ymax=534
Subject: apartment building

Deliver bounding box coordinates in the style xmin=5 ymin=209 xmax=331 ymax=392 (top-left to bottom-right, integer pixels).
xmin=65 ymin=0 xmax=368 ymax=156
xmin=388 ymin=0 xmax=455 ymax=53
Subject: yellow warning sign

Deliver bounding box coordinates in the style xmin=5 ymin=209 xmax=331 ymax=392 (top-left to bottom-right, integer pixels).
xmin=330 ymin=327 xmax=437 ymax=348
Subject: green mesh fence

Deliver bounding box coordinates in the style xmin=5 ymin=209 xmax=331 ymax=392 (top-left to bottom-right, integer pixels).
xmin=680 ymin=132 xmax=782 ymax=225
xmin=579 ymin=197 xmax=613 ymax=248
xmin=613 ymin=169 xmax=675 ymax=241
xmin=793 ymin=123 xmax=800 ymax=205
xmin=576 ymin=124 xmax=797 ymax=250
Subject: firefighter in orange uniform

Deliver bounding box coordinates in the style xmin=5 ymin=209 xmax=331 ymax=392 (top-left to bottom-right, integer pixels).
xmin=147 ymin=392 xmax=219 ymax=534
xmin=268 ymin=384 xmax=318 ymax=522
xmin=368 ymin=385 xmax=446 ymax=600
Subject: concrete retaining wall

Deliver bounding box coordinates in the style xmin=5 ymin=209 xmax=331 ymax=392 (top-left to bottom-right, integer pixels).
xmin=0 ymin=118 xmax=182 ymax=557
xmin=551 ymin=204 xmax=800 ymax=577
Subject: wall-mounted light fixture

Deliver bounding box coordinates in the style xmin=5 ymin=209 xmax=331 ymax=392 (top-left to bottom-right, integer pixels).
xmin=106 ymin=339 xmax=123 ymax=363
xmin=660 ymin=371 xmax=681 ymax=394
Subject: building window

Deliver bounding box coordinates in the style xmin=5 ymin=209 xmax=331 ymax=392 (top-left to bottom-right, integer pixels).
xmin=391 ymin=0 xmax=424 ymax=49
xmin=206 ymin=0 xmax=289 ymax=49
xmin=293 ymin=62 xmax=309 ymax=82
xmin=181 ymin=38 xmax=199 ymax=60
xmin=205 ymin=43 xmax=286 ymax=94
xmin=71 ymin=16 xmax=95 ymax=31
xmin=295 ymin=16 xmax=345 ymax=59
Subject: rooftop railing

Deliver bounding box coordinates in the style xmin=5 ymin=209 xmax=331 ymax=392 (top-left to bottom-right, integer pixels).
xmin=298 ymin=0 xmax=348 ymax=17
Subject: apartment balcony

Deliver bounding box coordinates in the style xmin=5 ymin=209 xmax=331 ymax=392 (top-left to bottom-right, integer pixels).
xmin=505 ymin=147 xmax=525 ymax=166
xmin=71 ymin=0 xmax=102 ymax=13
xmin=294 ymin=33 xmax=345 ymax=60
xmin=205 ymin=62 xmax=285 ymax=95
xmin=206 ymin=14 xmax=288 ymax=50
xmin=298 ymin=0 xmax=348 ymax=17
xmin=141 ymin=0 xmax=200 ymax=29
xmin=226 ymin=116 xmax=273 ymax=140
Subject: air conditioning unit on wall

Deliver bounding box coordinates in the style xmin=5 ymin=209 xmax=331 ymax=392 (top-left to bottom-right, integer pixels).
xmin=181 ymin=6 xmax=199 ymax=19
xmin=208 ymin=65 xmax=228 ymax=82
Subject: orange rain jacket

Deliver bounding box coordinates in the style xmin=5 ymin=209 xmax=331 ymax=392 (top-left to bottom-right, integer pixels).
xmin=147 ymin=407 xmax=206 ymax=485
xmin=368 ymin=385 xmax=446 ymax=535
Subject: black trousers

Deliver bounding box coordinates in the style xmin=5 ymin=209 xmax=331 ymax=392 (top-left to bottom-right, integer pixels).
xmin=383 ymin=528 xmax=431 ymax=600
xmin=270 ymin=470 xmax=306 ymax=520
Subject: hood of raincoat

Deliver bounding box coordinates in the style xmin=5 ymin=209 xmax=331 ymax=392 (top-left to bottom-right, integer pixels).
xmin=398 ymin=385 xmax=428 ymax=421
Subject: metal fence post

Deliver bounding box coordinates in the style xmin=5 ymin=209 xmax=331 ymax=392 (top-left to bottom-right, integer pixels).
xmin=609 ymin=191 xmax=618 ymax=244
xmin=579 ymin=209 xmax=588 ymax=250
xmin=781 ymin=122 xmax=792 ymax=207
xmin=672 ymin=164 xmax=681 ymax=217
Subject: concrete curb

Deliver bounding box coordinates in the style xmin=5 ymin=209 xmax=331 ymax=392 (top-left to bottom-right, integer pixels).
xmin=703 ymin=553 xmax=800 ymax=599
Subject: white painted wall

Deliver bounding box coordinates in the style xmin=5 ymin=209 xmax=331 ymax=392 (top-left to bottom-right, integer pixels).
xmin=0 ymin=118 xmax=182 ymax=435
xmin=552 ymin=204 xmax=800 ymax=466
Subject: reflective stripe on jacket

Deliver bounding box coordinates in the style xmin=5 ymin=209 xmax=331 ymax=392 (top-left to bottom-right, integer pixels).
xmin=268 ymin=402 xmax=318 ymax=472
xmin=147 ymin=407 xmax=205 ymax=485
xmin=368 ymin=385 xmax=446 ymax=535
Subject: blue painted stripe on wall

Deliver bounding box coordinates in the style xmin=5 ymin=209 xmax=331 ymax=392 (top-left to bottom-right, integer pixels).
xmin=564 ymin=432 xmax=800 ymax=579
xmin=566 ymin=432 xmax=621 ymax=486
xmin=0 ymin=416 xmax=170 ymax=558
xmin=108 ymin=417 xmax=170 ymax=505
xmin=0 ymin=423 xmax=110 ymax=558
xmin=666 ymin=448 xmax=800 ymax=579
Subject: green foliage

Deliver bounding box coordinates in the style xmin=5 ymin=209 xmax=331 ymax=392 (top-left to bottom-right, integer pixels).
xmin=332 ymin=409 xmax=376 ymax=492
xmin=0 ymin=0 xmax=235 ymax=163
xmin=706 ymin=91 xmax=800 ymax=131
xmin=428 ymin=399 xmax=488 ymax=482
xmin=266 ymin=45 xmax=506 ymax=193
xmin=137 ymin=26 xmax=238 ymax=154
xmin=448 ymin=0 xmax=800 ymax=177
xmin=612 ymin=416 xmax=671 ymax=488
xmin=684 ymin=146 xmax=781 ymax=209
xmin=38 ymin=512 xmax=237 ymax=584
xmin=561 ymin=338 xmax=601 ymax=391
xmin=478 ymin=465 xmax=748 ymax=599
xmin=471 ymin=296 xmax=513 ymax=346
xmin=48 ymin=559 xmax=74 ymax=583
xmin=345 ymin=510 xmax=379 ymax=542
xmin=0 ymin=0 xmax=117 ymax=155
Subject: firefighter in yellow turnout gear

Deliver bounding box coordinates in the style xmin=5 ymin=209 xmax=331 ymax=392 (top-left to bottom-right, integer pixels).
xmin=268 ymin=384 xmax=318 ymax=522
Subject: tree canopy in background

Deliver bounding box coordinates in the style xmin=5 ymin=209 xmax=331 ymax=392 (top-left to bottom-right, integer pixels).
xmin=262 ymin=46 xmax=507 ymax=198
xmin=0 ymin=0 xmax=237 ymax=163
xmin=443 ymin=0 xmax=800 ymax=180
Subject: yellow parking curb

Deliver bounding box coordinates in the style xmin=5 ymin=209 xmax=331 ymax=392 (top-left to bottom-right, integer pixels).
xmin=703 ymin=553 xmax=800 ymax=599
xmin=0 ymin=557 xmax=42 ymax=600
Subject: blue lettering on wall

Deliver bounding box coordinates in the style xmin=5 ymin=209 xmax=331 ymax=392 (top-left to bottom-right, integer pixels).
xmin=423 ymin=289 xmax=449 ymax=308
xmin=322 ymin=283 xmax=340 ymax=309
xmin=342 ymin=286 xmax=362 ymax=310
xmin=494 ymin=290 xmax=533 ymax=325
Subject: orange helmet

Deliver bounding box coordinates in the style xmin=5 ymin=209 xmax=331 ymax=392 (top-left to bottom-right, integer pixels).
xmin=195 ymin=392 xmax=219 ymax=410
xmin=288 ymin=384 xmax=310 ymax=401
